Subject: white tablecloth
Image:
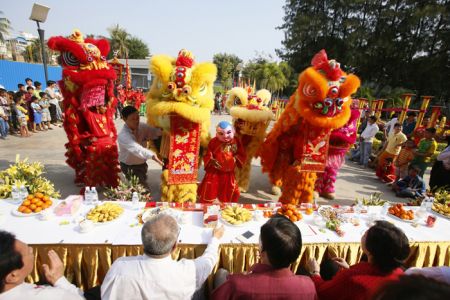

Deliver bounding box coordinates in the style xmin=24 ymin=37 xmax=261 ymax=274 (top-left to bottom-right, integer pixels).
xmin=0 ymin=199 xmax=449 ymax=245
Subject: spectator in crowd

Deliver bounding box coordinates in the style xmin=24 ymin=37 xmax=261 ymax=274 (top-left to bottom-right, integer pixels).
xmin=402 ymin=112 xmax=417 ymax=138
xmin=212 ymin=215 xmax=317 ymax=299
xmin=359 ymin=116 xmax=379 ymax=168
xmin=33 ymin=81 xmax=43 ymax=99
xmin=392 ymin=165 xmax=426 ymax=198
xmin=413 ymin=115 xmax=431 ymax=145
xmin=307 ymin=221 xmax=410 ymax=300
xmin=17 ymin=84 xmax=26 ymax=93
xmin=395 ymin=140 xmax=416 ymax=179
xmin=13 ymin=95 xmax=31 ymax=137
xmin=410 ymin=127 xmax=437 ymax=176
xmin=30 ymin=96 xmax=43 ymax=132
xmin=371 ymin=274 xmax=450 ymax=300
xmin=0 ymin=230 xmax=84 ymax=300
xmin=384 ymin=113 xmax=399 ymax=137
xmin=39 ymin=92 xmax=53 ymax=130
xmin=45 ymin=80 xmax=63 ymax=124
xmin=358 ymin=110 xmax=372 ymax=134
xmin=0 ymin=88 xmax=10 ymax=136
xmin=376 ymin=123 xmax=407 ymax=175
xmin=214 ymin=92 xmax=222 ymax=115
xmin=101 ymin=215 xmax=224 ymax=300
xmin=0 ymin=104 xmax=8 ymax=140
xmin=376 ymin=157 xmax=396 ymax=183
xmin=25 ymin=87 xmax=35 ymax=130
xmin=117 ymin=106 xmax=162 ymax=188
xmin=405 ymin=267 xmax=450 ymax=285
xmin=429 ymin=135 xmax=450 ymax=190
xmin=25 ymin=86 xmax=34 ymax=102
xmin=25 ymin=77 xmax=35 ymax=89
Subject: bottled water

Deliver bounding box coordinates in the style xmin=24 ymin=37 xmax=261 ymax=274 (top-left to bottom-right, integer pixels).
xmin=132 ymin=192 xmax=139 ymax=209
xmin=11 ymin=186 xmax=20 ymax=203
xmin=19 ymin=185 xmax=28 ymax=201
xmin=381 ymin=202 xmax=390 ymax=218
xmin=91 ymin=187 xmax=99 ymax=204
xmin=84 ymin=187 xmax=91 ymax=204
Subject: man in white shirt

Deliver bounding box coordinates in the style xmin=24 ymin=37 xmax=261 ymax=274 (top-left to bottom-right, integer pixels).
xmin=118 ymin=106 xmax=163 ymax=188
xmin=101 ymin=214 xmax=225 ymax=300
xmin=359 ymin=115 xmax=379 ymax=167
xmin=0 ymin=230 xmax=84 ymax=300
xmin=384 ymin=113 xmax=399 ymax=137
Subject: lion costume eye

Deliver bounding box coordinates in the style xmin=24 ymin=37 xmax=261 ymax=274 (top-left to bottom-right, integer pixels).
xmin=198 ymin=84 xmax=207 ymax=96
xmin=167 ymin=82 xmax=176 ymax=91
xmin=302 ymin=83 xmax=316 ymax=97
xmin=62 ymin=52 xmax=79 ymax=66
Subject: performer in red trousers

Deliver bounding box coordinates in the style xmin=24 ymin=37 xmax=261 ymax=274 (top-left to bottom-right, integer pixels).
xmin=198 ymin=121 xmax=246 ymax=203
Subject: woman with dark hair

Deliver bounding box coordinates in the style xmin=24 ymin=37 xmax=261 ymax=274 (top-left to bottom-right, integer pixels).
xmin=307 ymin=221 xmax=410 ymax=300
xmin=429 ymin=135 xmax=450 ymax=190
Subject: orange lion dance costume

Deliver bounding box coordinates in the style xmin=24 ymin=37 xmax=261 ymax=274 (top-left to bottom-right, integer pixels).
xmin=259 ymin=50 xmax=361 ymax=204
xmin=48 ymin=30 xmax=120 ymax=188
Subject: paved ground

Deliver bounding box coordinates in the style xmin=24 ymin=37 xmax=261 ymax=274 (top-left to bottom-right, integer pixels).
xmin=0 ymin=114 xmax=430 ymax=205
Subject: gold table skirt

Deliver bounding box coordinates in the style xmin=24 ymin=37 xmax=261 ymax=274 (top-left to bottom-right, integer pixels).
xmin=28 ymin=242 xmax=450 ymax=290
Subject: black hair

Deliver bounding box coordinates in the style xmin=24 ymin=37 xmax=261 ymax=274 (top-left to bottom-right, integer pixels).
xmin=17 ymin=84 xmax=24 ymax=89
xmin=34 ymin=81 xmax=41 ymax=87
xmin=121 ymin=105 xmax=138 ymax=119
xmin=320 ymin=259 xmax=340 ymax=281
xmin=47 ymin=80 xmax=55 ymax=86
xmin=371 ymin=275 xmax=450 ymax=300
xmin=370 ymin=116 xmax=378 ymax=122
xmin=260 ymin=215 xmax=302 ymax=269
xmin=13 ymin=92 xmax=24 ymax=102
xmin=31 ymin=96 xmax=38 ymax=101
xmin=391 ymin=113 xmax=399 ymax=118
xmin=26 ymin=86 xmax=34 ymax=91
xmin=365 ymin=221 xmax=410 ymax=274
xmin=25 ymin=78 xmax=32 ymax=82
xmin=407 ymin=111 xmax=417 ymax=117
xmin=425 ymin=127 xmax=436 ymax=134
xmin=0 ymin=231 xmax=23 ymax=292
xmin=39 ymin=92 xmax=47 ymax=98
xmin=393 ymin=123 xmax=402 ymax=128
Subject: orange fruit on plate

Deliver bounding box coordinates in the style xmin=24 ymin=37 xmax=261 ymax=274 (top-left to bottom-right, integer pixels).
xmin=30 ymin=204 xmax=37 ymax=210
xmin=285 ymin=210 xmax=293 ymax=216
xmin=31 ymin=198 xmax=39 ymax=204
xmin=23 ymin=200 xmax=31 ymax=206
xmin=43 ymin=195 xmax=50 ymax=201
xmin=24 ymin=208 xmax=32 ymax=214
xmin=35 ymin=192 xmax=44 ymax=199
xmin=36 ymin=201 xmax=43 ymax=207
xmin=26 ymin=195 xmax=34 ymax=200
xmin=18 ymin=206 xmax=27 ymax=213
xmin=46 ymin=200 xmax=53 ymax=206
xmin=35 ymin=207 xmax=42 ymax=213
xmin=42 ymin=203 xmax=49 ymax=209
xmin=290 ymin=215 xmax=298 ymax=222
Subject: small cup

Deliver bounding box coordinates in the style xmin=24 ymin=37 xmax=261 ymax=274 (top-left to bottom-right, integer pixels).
xmin=79 ymin=220 xmax=94 ymax=233
xmin=426 ymin=215 xmax=436 ymax=227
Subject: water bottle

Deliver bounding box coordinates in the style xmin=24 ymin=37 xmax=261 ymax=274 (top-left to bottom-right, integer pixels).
xmin=19 ymin=185 xmax=28 ymax=201
xmin=11 ymin=186 xmax=20 ymax=203
xmin=84 ymin=187 xmax=91 ymax=204
xmin=381 ymin=202 xmax=390 ymax=218
xmin=91 ymin=187 xmax=99 ymax=204
xmin=132 ymin=192 xmax=139 ymax=209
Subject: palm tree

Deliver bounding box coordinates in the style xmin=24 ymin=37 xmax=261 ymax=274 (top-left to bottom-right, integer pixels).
xmin=108 ymin=24 xmax=129 ymax=59
xmin=0 ymin=11 xmax=11 ymax=42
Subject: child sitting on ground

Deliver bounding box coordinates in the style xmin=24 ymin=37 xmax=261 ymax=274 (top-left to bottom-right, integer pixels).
xmin=395 ymin=139 xmax=415 ymax=179
xmin=392 ymin=165 xmax=426 ymax=199
xmin=376 ymin=157 xmax=396 ymax=183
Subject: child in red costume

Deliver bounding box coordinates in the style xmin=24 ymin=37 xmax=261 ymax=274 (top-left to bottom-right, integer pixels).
xmin=376 ymin=157 xmax=396 ymax=183
xmin=198 ymin=121 xmax=246 ymax=203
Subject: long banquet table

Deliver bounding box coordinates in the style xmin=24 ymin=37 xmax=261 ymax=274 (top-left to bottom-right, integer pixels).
xmin=0 ymin=199 xmax=449 ymax=291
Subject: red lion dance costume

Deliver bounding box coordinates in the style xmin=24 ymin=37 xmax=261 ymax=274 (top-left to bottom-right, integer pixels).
xmin=315 ymin=103 xmax=361 ymax=199
xmin=259 ymin=50 xmax=360 ymax=204
xmin=48 ymin=30 xmax=120 ymax=187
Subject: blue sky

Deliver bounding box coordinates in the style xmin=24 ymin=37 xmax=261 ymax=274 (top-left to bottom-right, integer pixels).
xmin=2 ymin=0 xmax=286 ymax=62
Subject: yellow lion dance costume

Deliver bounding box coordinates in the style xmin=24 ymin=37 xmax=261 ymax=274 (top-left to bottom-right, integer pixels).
xmin=259 ymin=50 xmax=360 ymax=204
xmin=146 ymin=49 xmax=217 ymax=202
xmin=226 ymin=87 xmax=274 ymax=192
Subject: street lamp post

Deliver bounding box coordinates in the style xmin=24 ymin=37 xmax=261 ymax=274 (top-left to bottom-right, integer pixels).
xmin=29 ymin=3 xmax=50 ymax=83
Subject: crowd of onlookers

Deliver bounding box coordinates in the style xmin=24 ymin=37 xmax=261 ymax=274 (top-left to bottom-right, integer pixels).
xmin=1 ymin=216 xmax=449 ymax=300
xmin=0 ymin=78 xmax=64 ymax=140
xmin=350 ymin=110 xmax=450 ymax=198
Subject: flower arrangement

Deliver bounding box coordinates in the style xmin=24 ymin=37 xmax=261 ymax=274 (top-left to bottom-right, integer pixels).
xmin=0 ymin=155 xmax=60 ymax=199
xmin=103 ymin=173 xmax=152 ymax=202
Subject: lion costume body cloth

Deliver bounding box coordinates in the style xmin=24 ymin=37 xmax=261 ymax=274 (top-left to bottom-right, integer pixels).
xmin=146 ymin=50 xmax=217 ymax=202
xmin=259 ymin=50 xmax=360 ymax=204
xmin=47 ymin=30 xmax=120 ymax=188
xmin=226 ymin=88 xmax=274 ymax=192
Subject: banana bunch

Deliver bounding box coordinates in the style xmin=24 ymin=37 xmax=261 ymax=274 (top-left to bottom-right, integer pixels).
xmin=432 ymin=203 xmax=450 ymax=218
xmin=86 ymin=203 xmax=124 ymax=223
xmin=434 ymin=188 xmax=450 ymax=205
xmin=221 ymin=206 xmax=252 ymax=225
xmin=356 ymin=192 xmax=386 ymax=206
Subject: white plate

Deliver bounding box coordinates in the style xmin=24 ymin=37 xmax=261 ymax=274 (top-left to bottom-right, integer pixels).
xmin=431 ymin=207 xmax=450 ymax=220
xmin=388 ymin=213 xmax=415 ymax=223
xmin=141 ymin=207 xmax=183 ymax=223
xmin=11 ymin=205 xmax=54 ymax=217
xmin=85 ymin=203 xmax=124 ymax=225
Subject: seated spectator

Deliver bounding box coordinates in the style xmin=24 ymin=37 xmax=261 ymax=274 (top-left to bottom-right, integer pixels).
xmin=376 ymin=157 xmax=396 ymax=183
xmin=429 ymin=135 xmax=450 ymax=190
xmin=0 ymin=230 xmax=84 ymax=300
xmin=371 ymin=274 xmax=450 ymax=300
xmin=307 ymin=221 xmax=410 ymax=300
xmin=392 ymin=165 xmax=426 ymax=198
xmin=411 ymin=127 xmax=437 ymax=176
xmin=395 ymin=140 xmax=415 ymax=179
xmin=405 ymin=266 xmax=450 ymax=285
xmin=101 ymin=215 xmax=224 ymax=300
xmin=212 ymin=215 xmax=317 ymax=300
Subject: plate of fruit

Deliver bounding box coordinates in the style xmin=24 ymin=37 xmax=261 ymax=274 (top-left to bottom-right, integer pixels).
xmin=431 ymin=188 xmax=450 ymax=219
xmin=275 ymin=204 xmax=303 ymax=222
xmin=12 ymin=192 xmax=54 ymax=216
xmin=220 ymin=206 xmax=253 ymax=226
xmin=85 ymin=202 xmax=124 ymax=224
xmin=388 ymin=203 xmax=415 ymax=222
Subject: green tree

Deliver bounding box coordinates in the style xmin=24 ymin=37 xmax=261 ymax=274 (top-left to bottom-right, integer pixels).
xmin=127 ymin=36 xmax=149 ymax=59
xmin=0 ymin=11 xmax=11 ymax=42
xmin=108 ymin=24 xmax=130 ymax=58
xmin=213 ymin=53 xmax=243 ymax=89
xmin=241 ymin=57 xmax=290 ymax=94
